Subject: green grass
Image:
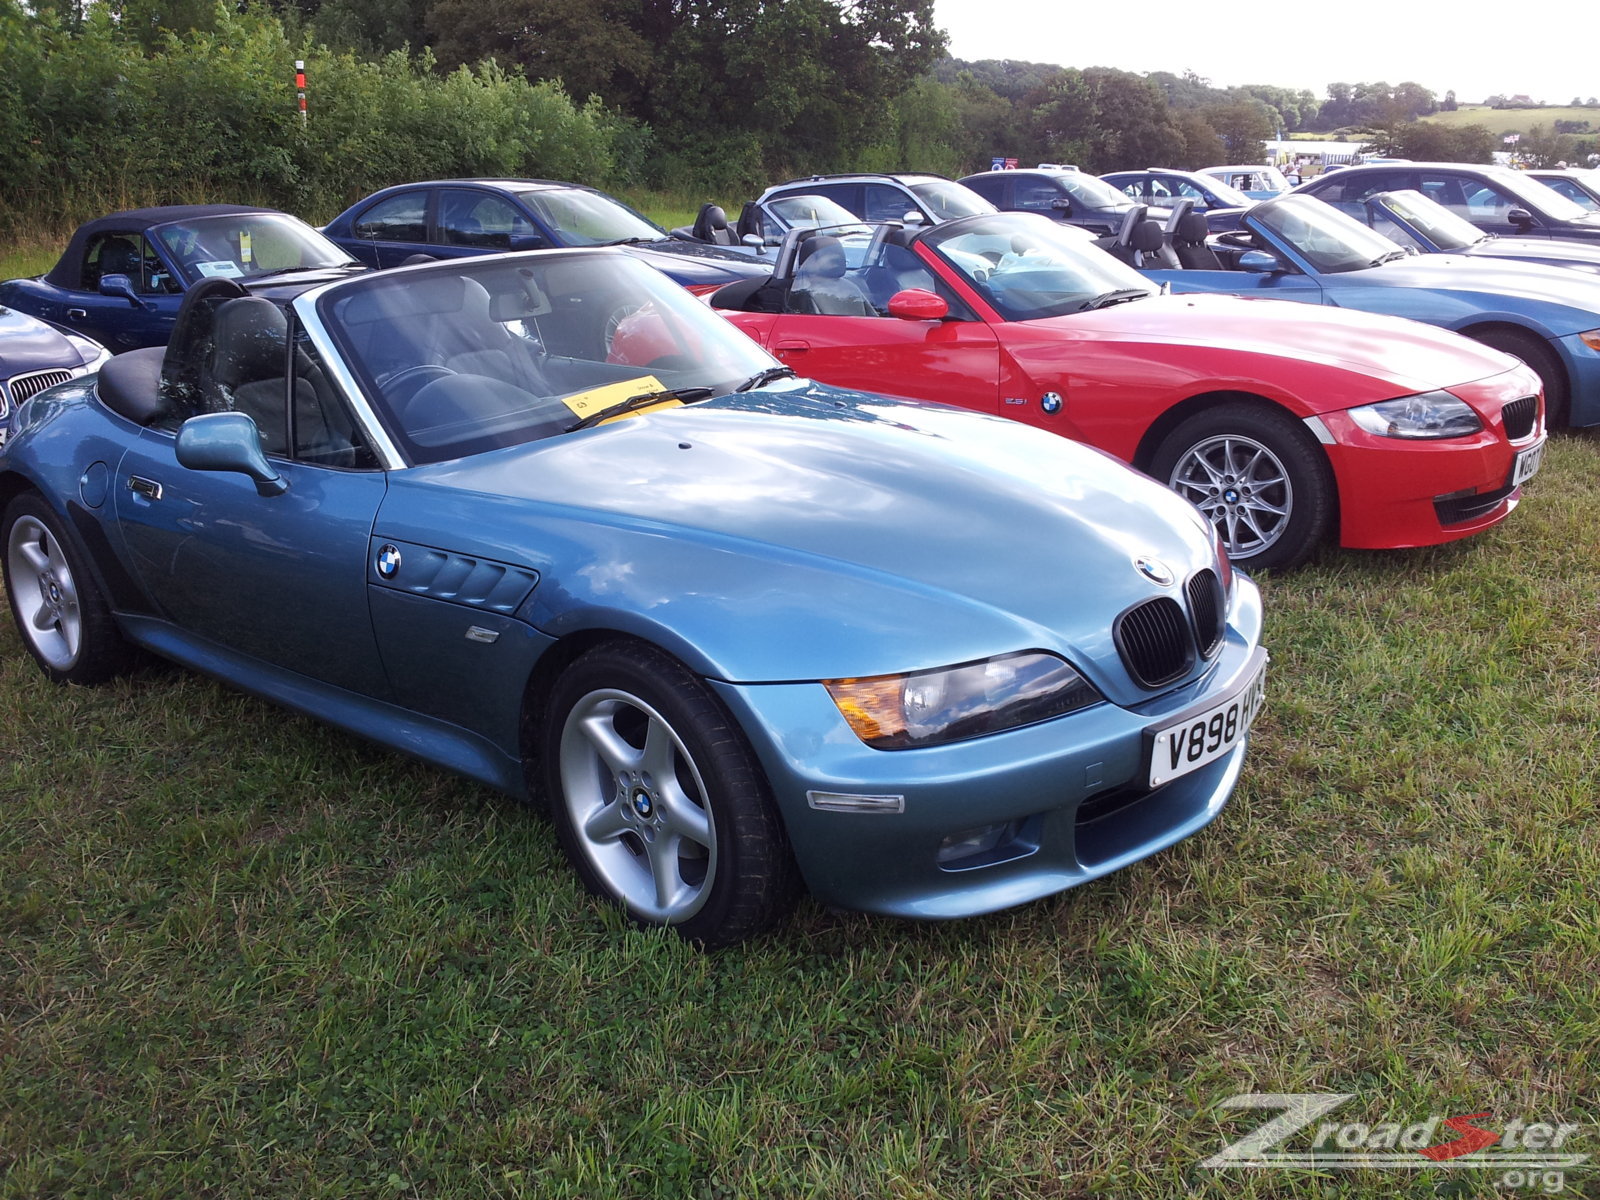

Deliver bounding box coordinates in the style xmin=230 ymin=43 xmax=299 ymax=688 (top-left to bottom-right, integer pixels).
xmin=1423 ymin=104 xmax=1598 ymax=135
xmin=4 ymin=431 xmax=1598 ymax=1197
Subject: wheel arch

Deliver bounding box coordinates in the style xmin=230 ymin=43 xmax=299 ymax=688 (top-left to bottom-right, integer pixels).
xmin=1456 ymin=321 xmax=1569 ymax=426
xmin=1131 ymin=389 xmax=1322 ymax=474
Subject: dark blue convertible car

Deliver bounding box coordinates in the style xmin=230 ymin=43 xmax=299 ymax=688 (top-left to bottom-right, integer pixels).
xmin=0 ymin=205 xmax=363 ymax=352
xmin=321 ymin=179 xmax=768 ymax=289
xmin=0 ymin=249 xmax=1265 ymax=946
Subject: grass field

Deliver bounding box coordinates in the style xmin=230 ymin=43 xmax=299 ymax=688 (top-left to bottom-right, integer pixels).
xmin=1424 ymin=105 xmax=1598 ymax=136
xmin=2 ymin=216 xmax=1598 ymax=1197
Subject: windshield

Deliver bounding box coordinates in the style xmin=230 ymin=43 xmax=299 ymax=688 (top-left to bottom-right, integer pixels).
xmin=908 ymin=179 xmax=997 ymax=220
xmin=924 ymin=213 xmax=1154 ymax=321
xmin=1191 ymin=175 xmax=1256 ymax=207
xmin=155 ymin=213 xmax=356 ymax=285
xmin=1052 ymin=171 xmax=1137 ymax=209
xmin=1254 ymin=196 xmax=1405 ymax=273
xmin=1204 ymin=167 xmax=1288 ymax=197
xmin=515 ymin=188 xmax=665 ymax=245
xmin=767 ymin=194 xmax=868 ymax=232
xmin=1369 ymin=189 xmax=1482 ymax=250
xmin=320 ymin=253 xmax=776 ymax=464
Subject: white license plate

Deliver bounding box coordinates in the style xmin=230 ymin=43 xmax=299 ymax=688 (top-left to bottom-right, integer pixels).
xmin=1147 ymin=651 xmax=1268 ymax=788
xmin=1513 ymin=439 xmax=1545 ymax=488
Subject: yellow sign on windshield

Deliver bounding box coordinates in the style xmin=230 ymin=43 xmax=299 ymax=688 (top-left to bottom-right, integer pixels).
xmin=559 ymin=376 xmax=680 ymax=425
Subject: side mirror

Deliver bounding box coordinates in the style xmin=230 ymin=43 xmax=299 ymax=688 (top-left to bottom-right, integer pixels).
xmin=1505 ymin=207 xmax=1535 ymax=231
xmin=175 ymin=412 xmax=287 ymax=496
xmin=508 ymin=233 xmax=548 ymax=252
xmin=99 ymin=273 xmax=142 ymax=307
xmin=742 ymin=233 xmax=765 ymax=247
xmin=1237 ymin=249 xmax=1283 ymax=274
xmin=902 ymin=210 xmax=926 ymax=226
xmin=1050 ymin=197 xmax=1074 ymax=213
xmin=887 ymin=289 xmax=949 ymax=321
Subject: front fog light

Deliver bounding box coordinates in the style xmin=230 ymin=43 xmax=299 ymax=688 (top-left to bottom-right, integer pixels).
xmin=1347 ymin=391 xmax=1482 ymax=439
xmin=825 ymin=651 xmax=1100 ymax=749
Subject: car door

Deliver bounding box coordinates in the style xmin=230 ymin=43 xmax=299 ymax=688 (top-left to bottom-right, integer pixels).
xmin=346 ymin=190 xmax=433 ymax=268
xmin=1142 ymin=231 xmax=1328 ymax=305
xmin=111 ymin=308 xmax=393 ymax=696
xmin=762 ymin=247 xmax=1003 ymax=412
xmin=432 ymin=188 xmax=544 ymax=257
xmin=1418 ymin=172 xmax=1542 ymax=238
xmin=62 ymin=231 xmax=183 ymax=351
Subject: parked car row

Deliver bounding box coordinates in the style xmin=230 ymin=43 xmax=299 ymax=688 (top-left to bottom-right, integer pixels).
xmin=0 ymin=158 xmax=1583 ymax=944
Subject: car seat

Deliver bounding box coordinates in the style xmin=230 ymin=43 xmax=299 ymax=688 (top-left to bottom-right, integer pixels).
xmin=94 ymin=237 xmax=143 ymax=288
xmin=691 ymin=203 xmax=738 ymax=246
xmin=785 ymin=236 xmax=877 ymax=316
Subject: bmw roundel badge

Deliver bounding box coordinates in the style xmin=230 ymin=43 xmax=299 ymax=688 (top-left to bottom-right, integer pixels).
xmin=1040 ymin=391 xmax=1063 ymax=415
xmin=1135 ymin=556 xmax=1174 ymax=586
xmin=376 ymin=544 xmax=402 ymax=579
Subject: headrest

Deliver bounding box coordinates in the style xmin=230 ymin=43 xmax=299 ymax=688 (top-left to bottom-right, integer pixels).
xmin=211 ymin=297 xmax=287 ymax=387
xmin=1130 ymin=220 xmax=1165 ymax=253
xmin=796 ymin=235 xmax=847 ymax=278
xmin=99 ymin=238 xmax=141 ymax=277
xmin=1116 ymin=204 xmax=1150 ymax=244
xmin=1175 ymin=211 xmax=1209 ymax=243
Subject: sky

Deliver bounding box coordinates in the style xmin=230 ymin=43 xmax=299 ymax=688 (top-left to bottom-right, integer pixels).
xmin=932 ymin=0 xmax=1598 ymax=108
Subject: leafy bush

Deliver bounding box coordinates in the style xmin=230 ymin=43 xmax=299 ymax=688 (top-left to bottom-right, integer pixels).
xmin=0 ymin=1 xmax=631 ymax=233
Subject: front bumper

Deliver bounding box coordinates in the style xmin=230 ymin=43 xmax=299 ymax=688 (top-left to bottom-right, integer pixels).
xmin=1317 ymin=369 xmax=1544 ymax=550
xmin=711 ymin=577 xmax=1264 ymax=919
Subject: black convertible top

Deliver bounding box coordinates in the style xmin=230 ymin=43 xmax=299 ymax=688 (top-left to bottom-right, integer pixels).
xmin=43 ymin=205 xmax=278 ymax=288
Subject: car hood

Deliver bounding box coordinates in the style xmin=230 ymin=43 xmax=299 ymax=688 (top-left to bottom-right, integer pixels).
xmin=621 ymin=241 xmax=770 ymax=284
xmin=1355 ymin=253 xmax=1600 ymax=324
xmin=374 ymin=385 xmax=1228 ymax=692
xmin=1022 ymin=292 xmax=1517 ymax=400
xmin=1463 ymin=236 xmax=1600 ymax=274
xmin=0 ymin=305 xmax=82 ymax=374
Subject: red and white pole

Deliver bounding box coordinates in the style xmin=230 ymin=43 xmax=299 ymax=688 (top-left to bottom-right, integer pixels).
xmin=295 ymin=59 xmax=307 ymax=125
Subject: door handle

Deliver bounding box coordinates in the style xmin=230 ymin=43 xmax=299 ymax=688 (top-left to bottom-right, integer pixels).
xmin=773 ymin=339 xmax=811 ymax=353
xmin=127 ymin=476 xmax=163 ymax=501
xmin=67 ymin=308 xmax=88 ymax=322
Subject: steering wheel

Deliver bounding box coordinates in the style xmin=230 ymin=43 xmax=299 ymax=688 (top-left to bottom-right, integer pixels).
xmin=380 ymin=364 xmax=455 ymax=406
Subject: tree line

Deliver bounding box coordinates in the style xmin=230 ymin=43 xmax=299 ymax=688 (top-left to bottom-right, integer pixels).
xmin=3 ymin=0 xmax=1588 ymax=237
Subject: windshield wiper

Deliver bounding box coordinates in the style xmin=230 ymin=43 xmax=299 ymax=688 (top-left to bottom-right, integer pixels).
xmin=601 ymin=236 xmax=656 ymax=246
xmin=565 ymin=386 xmax=713 ymax=431
xmin=1368 ymin=249 xmax=1410 ymax=267
xmin=735 ymin=366 xmax=798 ymax=392
xmin=1080 ymin=288 xmax=1152 ymax=311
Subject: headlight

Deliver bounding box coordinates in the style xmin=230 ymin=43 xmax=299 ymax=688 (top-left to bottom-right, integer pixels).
xmin=824 ymin=651 xmax=1101 ymax=749
xmin=1346 ymin=390 xmax=1482 ymax=439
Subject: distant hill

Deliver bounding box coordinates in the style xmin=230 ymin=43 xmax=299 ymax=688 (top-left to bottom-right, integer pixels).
xmin=1423 ymin=104 xmax=1597 ymax=134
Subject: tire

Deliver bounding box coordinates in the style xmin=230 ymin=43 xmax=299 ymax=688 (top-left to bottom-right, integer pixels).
xmin=543 ymin=641 xmax=799 ymax=947
xmin=3 ymin=493 xmax=135 ymax=685
xmin=1151 ymin=402 xmax=1335 ymax=573
xmin=1471 ymin=328 xmax=1569 ymax=429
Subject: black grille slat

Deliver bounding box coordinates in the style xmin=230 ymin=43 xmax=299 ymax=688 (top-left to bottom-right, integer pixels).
xmin=1501 ymin=395 xmax=1537 ymax=441
xmin=9 ymin=369 xmax=75 ymax=404
xmin=1114 ymin=596 xmax=1191 ymax=687
xmin=1185 ymin=569 xmax=1225 ymax=659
